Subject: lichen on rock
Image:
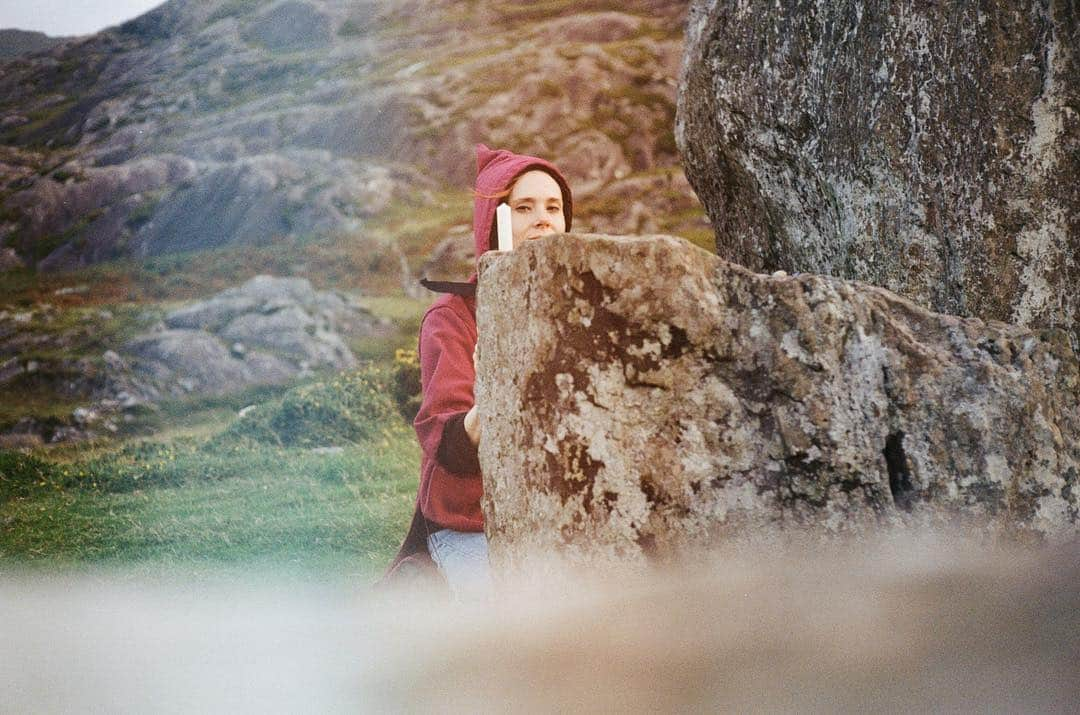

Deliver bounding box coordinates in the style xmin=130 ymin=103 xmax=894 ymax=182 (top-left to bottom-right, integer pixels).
xmin=676 ymin=0 xmax=1080 ymax=349
xmin=475 ymin=234 xmax=1079 ymax=573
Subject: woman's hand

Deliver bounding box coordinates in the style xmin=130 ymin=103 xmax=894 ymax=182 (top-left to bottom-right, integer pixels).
xmin=464 ymin=404 xmax=481 ymax=446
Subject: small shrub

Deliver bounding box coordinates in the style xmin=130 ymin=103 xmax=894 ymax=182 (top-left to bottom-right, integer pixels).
xmin=211 ymin=366 xmax=400 ymax=449
xmin=391 ymin=348 xmax=421 ymax=423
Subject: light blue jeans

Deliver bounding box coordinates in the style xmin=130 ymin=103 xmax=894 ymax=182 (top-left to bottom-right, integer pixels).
xmin=426 ymin=529 xmax=492 ymax=601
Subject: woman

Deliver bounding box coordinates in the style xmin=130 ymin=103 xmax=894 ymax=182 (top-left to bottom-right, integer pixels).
xmin=385 ymin=144 xmax=573 ymax=598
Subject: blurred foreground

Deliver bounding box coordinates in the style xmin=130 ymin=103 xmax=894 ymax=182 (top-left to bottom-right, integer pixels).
xmin=4 ymin=534 xmax=1078 ymax=712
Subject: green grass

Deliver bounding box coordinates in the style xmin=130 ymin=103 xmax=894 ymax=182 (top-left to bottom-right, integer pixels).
xmin=0 ymin=389 xmax=82 ymax=430
xmin=0 ymin=258 xmax=431 ymax=580
xmin=358 ymin=295 xmax=427 ymax=327
xmin=364 ymin=187 xmax=472 ymax=266
xmin=0 ymin=448 xmax=417 ymax=579
xmin=0 ymin=361 xmax=423 ymax=580
xmin=0 ymin=99 xmax=77 ymax=146
xmin=0 ymin=229 xmax=405 ymax=308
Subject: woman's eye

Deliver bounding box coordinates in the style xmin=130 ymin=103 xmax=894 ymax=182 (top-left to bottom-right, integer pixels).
xmin=548 ymin=206 xmax=561 ymax=213
xmin=515 ymin=206 xmax=530 ymax=213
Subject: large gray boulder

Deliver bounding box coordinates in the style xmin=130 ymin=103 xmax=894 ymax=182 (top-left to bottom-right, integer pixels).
xmin=124 ymin=329 xmax=267 ymax=395
xmin=165 ymin=275 xmax=318 ymax=331
xmin=123 ymin=275 xmax=376 ymax=399
xmin=676 ymin=0 xmax=1080 ymax=349
xmin=475 ymin=235 xmax=1079 ymax=571
xmin=220 ymin=306 xmax=352 ymax=366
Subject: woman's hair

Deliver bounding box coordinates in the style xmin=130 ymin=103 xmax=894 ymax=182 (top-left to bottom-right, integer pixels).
xmin=474 ymin=186 xmax=513 ymax=202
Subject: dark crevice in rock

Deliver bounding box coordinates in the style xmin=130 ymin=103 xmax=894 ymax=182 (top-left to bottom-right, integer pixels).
xmin=634 ymin=530 xmax=658 ymax=557
xmin=666 ymin=324 xmax=691 ymax=357
xmin=639 ymin=473 xmax=670 ymax=508
xmin=884 ymin=431 xmax=915 ymax=512
xmin=1063 ymin=467 xmax=1078 ymax=524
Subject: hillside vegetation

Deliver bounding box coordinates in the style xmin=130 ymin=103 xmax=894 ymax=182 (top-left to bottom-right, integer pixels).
xmin=0 ymin=1 xmax=707 ymax=575
xmin=0 ymin=0 xmax=706 ymax=276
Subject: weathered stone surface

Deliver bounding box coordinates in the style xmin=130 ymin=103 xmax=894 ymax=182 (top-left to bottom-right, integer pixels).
xmin=122 ymin=275 xmax=370 ymax=398
xmin=676 ymin=0 xmax=1080 ymax=348
xmin=475 ymin=234 xmax=1079 ymax=570
xmin=125 ymin=329 xmax=256 ymax=395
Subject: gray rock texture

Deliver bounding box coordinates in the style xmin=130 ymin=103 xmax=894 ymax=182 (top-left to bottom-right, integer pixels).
xmin=475 ymin=235 xmax=1079 ymax=570
xmin=242 ymin=1 xmax=333 ymax=52
xmin=125 ymin=329 xmax=262 ymax=395
xmin=676 ymin=0 xmax=1080 ymax=349
xmin=122 ymin=275 xmax=375 ymax=398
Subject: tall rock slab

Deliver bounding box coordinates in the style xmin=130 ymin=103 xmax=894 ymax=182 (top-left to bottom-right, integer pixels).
xmin=475 ymin=234 xmax=1078 ymax=570
xmin=676 ymin=0 xmax=1080 ymax=349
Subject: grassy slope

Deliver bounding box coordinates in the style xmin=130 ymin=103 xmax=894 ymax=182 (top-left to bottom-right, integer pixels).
xmin=0 ymin=284 xmax=426 ymax=579
xmin=1 ymin=439 xmax=418 ymax=580
xmin=0 ymin=367 xmax=422 ymax=580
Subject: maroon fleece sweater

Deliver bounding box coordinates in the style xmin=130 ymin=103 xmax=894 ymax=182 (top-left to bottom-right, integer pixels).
xmin=414 ymin=292 xmax=483 ymax=530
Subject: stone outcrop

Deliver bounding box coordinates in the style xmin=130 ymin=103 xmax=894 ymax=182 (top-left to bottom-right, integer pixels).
xmin=122 ymin=275 xmax=373 ymax=397
xmin=676 ymin=0 xmax=1080 ymax=349
xmin=475 ymin=235 xmax=1079 ymax=570
xmin=0 ymin=275 xmax=388 ymax=443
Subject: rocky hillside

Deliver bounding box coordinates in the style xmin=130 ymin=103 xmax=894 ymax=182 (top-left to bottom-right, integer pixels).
xmin=0 ymin=30 xmax=64 ymax=58
xmin=0 ymin=0 xmax=705 ymax=277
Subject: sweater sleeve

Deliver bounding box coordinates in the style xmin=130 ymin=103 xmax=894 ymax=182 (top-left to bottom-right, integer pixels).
xmin=437 ymin=412 xmax=482 ymax=474
xmin=413 ymin=304 xmax=481 ymax=475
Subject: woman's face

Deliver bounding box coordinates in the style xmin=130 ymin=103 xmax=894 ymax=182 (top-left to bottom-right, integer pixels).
xmin=507 ymin=170 xmax=566 ymax=249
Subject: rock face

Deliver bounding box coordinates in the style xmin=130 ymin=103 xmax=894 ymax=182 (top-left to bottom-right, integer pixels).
xmin=475 ymin=235 xmax=1079 ymax=570
xmin=676 ymin=0 xmax=1080 ymax=349
xmin=122 ymin=274 xmax=376 ymax=398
